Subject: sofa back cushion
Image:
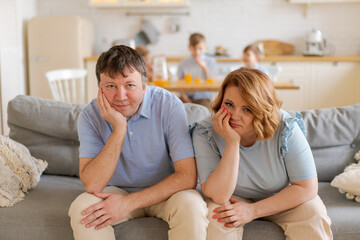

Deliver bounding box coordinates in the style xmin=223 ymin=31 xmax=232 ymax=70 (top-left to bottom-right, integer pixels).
xmin=289 ymin=103 xmax=360 ymax=182
xmin=7 ymin=96 xmax=210 ymax=177
xmin=8 ymin=95 xmax=85 ymax=176
xmin=183 ymin=103 xmax=210 ymax=124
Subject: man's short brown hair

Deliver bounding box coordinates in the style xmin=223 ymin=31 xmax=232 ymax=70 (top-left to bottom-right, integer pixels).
xmin=96 ymin=45 xmax=147 ymax=85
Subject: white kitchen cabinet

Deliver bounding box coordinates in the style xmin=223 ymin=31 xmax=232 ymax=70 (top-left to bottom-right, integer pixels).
xmin=288 ymin=0 xmax=360 ymax=3
xmin=311 ymin=62 xmax=360 ymax=109
xmin=89 ymin=0 xmax=190 ymax=8
xmin=275 ymin=61 xmax=360 ymax=111
xmin=275 ymin=62 xmax=313 ymax=111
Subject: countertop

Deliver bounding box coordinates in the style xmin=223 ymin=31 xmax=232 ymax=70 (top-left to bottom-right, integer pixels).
xmin=149 ymin=80 xmax=299 ymax=91
xmin=85 ymin=55 xmax=360 ymax=63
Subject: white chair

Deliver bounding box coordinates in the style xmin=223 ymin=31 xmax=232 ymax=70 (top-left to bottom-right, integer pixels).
xmin=46 ymin=69 xmax=87 ymax=104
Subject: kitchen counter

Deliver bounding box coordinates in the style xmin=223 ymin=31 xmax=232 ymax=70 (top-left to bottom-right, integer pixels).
xmin=148 ymin=80 xmax=299 ymax=92
xmin=167 ymin=56 xmax=360 ymax=63
xmin=85 ymin=55 xmax=360 ymax=63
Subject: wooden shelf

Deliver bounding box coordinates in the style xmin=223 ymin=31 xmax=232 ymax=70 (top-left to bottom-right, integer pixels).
xmin=148 ymin=80 xmax=299 ymax=92
xmin=167 ymin=56 xmax=360 ymax=63
xmin=89 ymin=0 xmax=190 ymax=8
xmin=85 ymin=55 xmax=360 ymax=63
xmin=288 ymin=0 xmax=360 ymax=3
xmin=258 ymin=56 xmax=360 ymax=62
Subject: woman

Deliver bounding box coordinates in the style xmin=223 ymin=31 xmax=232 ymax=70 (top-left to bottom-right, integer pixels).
xmin=192 ymin=68 xmax=332 ymax=240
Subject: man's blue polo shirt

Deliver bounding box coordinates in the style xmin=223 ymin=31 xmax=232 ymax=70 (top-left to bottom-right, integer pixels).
xmin=77 ymin=86 xmax=195 ymax=192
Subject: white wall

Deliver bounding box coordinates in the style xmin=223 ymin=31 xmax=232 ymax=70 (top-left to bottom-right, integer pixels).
xmin=19 ymin=0 xmax=37 ymax=94
xmin=36 ymin=0 xmax=360 ymax=57
xmin=0 ymin=0 xmax=37 ymax=135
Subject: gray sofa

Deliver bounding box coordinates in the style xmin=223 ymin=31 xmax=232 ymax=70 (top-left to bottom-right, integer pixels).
xmin=1 ymin=95 xmax=360 ymax=240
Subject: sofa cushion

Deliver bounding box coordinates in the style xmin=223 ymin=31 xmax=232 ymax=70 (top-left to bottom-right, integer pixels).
xmin=2 ymin=178 xmax=358 ymax=240
xmin=0 ymin=175 xmax=171 ymax=240
xmin=8 ymin=95 xmax=85 ymax=176
xmin=184 ymin=103 xmax=210 ymax=125
xmin=0 ymin=175 xmax=85 ymax=240
xmin=7 ymin=95 xmax=84 ymax=140
xmin=114 ymin=218 xmax=169 ymax=239
xmin=318 ymin=182 xmax=360 ymax=239
xmin=243 ymin=221 xmax=285 ymax=240
xmin=289 ymin=103 xmax=360 ymax=182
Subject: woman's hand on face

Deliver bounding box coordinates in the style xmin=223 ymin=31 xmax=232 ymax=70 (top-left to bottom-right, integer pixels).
xmin=212 ymin=197 xmax=256 ymax=228
xmin=212 ymin=105 xmax=240 ymax=145
xmin=96 ymin=88 xmax=127 ymax=132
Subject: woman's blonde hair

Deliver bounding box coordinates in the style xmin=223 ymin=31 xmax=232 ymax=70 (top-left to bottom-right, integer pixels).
xmin=211 ymin=68 xmax=282 ymax=140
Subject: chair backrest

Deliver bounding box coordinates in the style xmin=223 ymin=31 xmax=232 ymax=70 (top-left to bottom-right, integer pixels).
xmin=45 ymin=69 xmax=87 ymax=104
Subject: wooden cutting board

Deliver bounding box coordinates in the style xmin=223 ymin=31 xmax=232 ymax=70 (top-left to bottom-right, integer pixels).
xmin=253 ymin=40 xmax=295 ymax=56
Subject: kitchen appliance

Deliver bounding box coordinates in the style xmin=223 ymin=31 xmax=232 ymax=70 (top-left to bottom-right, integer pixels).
xmin=28 ymin=16 xmax=94 ymax=101
xmin=303 ymin=29 xmax=326 ymax=56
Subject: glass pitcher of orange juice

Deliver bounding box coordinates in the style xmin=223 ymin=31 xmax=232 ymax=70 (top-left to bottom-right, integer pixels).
xmin=152 ymin=56 xmax=169 ymax=87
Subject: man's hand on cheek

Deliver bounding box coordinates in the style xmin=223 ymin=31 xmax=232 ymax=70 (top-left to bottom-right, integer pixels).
xmin=96 ymin=88 xmax=127 ymax=132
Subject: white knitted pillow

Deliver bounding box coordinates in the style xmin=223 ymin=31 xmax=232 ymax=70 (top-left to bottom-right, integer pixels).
xmin=331 ymin=150 xmax=360 ymax=203
xmin=0 ymin=135 xmax=48 ymax=207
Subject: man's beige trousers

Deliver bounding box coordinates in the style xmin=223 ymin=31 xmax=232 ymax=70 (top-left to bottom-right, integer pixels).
xmin=68 ymin=186 xmax=208 ymax=240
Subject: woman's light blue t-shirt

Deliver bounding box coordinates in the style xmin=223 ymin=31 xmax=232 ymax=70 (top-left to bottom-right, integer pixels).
xmin=77 ymin=86 xmax=195 ymax=192
xmin=192 ymin=110 xmax=317 ymax=201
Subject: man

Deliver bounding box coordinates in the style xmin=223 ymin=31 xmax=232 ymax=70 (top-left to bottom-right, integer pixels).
xmin=68 ymin=45 xmax=208 ymax=240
